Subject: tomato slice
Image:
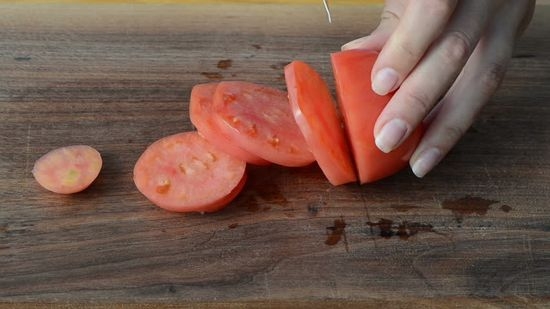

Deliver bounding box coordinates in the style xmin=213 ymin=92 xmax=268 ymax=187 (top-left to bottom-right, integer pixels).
xmin=284 ymin=61 xmax=357 ymax=185
xmin=331 ymin=50 xmax=424 ymax=183
xmin=32 ymin=145 xmax=102 ymax=194
xmin=212 ymin=81 xmax=315 ymax=167
xmin=133 ymin=131 xmax=247 ymax=213
xmin=189 ymin=83 xmax=269 ymax=165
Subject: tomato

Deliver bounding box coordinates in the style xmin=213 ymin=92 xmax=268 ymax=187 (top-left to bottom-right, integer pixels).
xmin=331 ymin=50 xmax=424 ymax=183
xmin=284 ymin=60 xmax=357 ymax=185
xmin=212 ymin=81 xmax=315 ymax=167
xmin=32 ymin=145 xmax=102 ymax=194
xmin=189 ymin=83 xmax=269 ymax=165
xmin=133 ymin=132 xmax=247 ymax=213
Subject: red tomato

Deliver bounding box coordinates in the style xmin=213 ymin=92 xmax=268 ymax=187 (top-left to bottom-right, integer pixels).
xmin=133 ymin=132 xmax=247 ymax=213
xmin=212 ymin=81 xmax=315 ymax=167
xmin=189 ymin=83 xmax=269 ymax=165
xmin=331 ymin=50 xmax=424 ymax=183
xmin=284 ymin=60 xmax=357 ymax=185
xmin=32 ymin=145 xmax=102 ymax=194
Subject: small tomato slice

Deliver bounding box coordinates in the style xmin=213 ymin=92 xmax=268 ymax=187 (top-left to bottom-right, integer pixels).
xmin=331 ymin=50 xmax=424 ymax=183
xmin=189 ymin=83 xmax=269 ymax=165
xmin=133 ymin=131 xmax=247 ymax=213
xmin=284 ymin=60 xmax=357 ymax=185
xmin=212 ymin=81 xmax=315 ymax=167
xmin=32 ymin=145 xmax=102 ymax=194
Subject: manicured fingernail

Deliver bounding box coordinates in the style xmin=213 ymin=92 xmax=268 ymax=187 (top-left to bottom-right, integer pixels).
xmin=341 ymin=37 xmax=368 ymax=50
xmin=375 ymin=118 xmax=408 ymax=153
xmin=411 ymin=148 xmax=442 ymax=178
xmin=372 ymin=67 xmax=398 ymax=96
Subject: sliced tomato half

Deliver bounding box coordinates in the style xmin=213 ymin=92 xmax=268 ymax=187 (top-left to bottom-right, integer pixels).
xmin=284 ymin=60 xmax=357 ymax=185
xmin=331 ymin=50 xmax=424 ymax=183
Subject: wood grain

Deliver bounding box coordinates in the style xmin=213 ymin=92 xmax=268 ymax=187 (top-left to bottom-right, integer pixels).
xmin=1 ymin=3 xmax=549 ymax=306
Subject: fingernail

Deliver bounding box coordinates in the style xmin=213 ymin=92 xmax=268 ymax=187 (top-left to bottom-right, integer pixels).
xmin=372 ymin=67 xmax=398 ymax=96
xmin=341 ymin=37 xmax=368 ymax=50
xmin=375 ymin=118 xmax=408 ymax=153
xmin=411 ymin=148 xmax=442 ymax=178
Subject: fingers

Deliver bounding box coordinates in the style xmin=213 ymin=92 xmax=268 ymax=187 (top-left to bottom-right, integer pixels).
xmin=371 ymin=0 xmax=458 ymax=96
xmin=410 ymin=1 xmax=534 ymax=178
xmin=341 ymin=0 xmax=405 ymax=51
xmin=374 ymin=0 xmax=501 ymax=154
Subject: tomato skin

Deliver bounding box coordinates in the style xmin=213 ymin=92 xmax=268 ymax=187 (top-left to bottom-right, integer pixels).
xmin=133 ymin=132 xmax=247 ymax=213
xmin=284 ymin=60 xmax=357 ymax=185
xmin=331 ymin=50 xmax=424 ymax=183
xmin=212 ymin=81 xmax=315 ymax=167
xmin=189 ymin=83 xmax=269 ymax=165
xmin=32 ymin=145 xmax=102 ymax=194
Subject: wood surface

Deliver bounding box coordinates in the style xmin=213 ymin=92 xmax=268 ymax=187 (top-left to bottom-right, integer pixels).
xmin=1 ymin=3 xmax=549 ymax=307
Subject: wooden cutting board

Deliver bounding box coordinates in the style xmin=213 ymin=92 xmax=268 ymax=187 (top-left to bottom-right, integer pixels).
xmin=1 ymin=3 xmax=549 ymax=307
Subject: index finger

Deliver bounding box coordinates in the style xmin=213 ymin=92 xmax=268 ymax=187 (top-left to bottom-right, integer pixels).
xmin=371 ymin=0 xmax=457 ymax=95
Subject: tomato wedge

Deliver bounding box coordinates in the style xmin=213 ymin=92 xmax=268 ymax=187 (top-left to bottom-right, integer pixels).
xmin=189 ymin=83 xmax=269 ymax=165
xmin=284 ymin=61 xmax=357 ymax=185
xmin=331 ymin=50 xmax=424 ymax=183
xmin=133 ymin=132 xmax=247 ymax=213
xmin=32 ymin=145 xmax=102 ymax=194
xmin=212 ymin=81 xmax=315 ymax=167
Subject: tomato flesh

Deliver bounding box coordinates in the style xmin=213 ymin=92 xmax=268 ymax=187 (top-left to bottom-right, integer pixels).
xmin=32 ymin=145 xmax=102 ymax=194
xmin=189 ymin=83 xmax=268 ymax=165
xmin=331 ymin=50 xmax=424 ymax=183
xmin=133 ymin=132 xmax=247 ymax=213
xmin=285 ymin=60 xmax=357 ymax=185
xmin=212 ymin=81 xmax=315 ymax=167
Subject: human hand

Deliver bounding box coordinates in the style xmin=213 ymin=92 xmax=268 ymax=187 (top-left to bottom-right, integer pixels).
xmin=342 ymin=0 xmax=535 ymax=178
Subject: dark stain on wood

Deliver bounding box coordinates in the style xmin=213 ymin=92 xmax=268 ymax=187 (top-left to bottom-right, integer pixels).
xmin=442 ymin=196 xmax=499 ymax=223
xmin=168 ymin=285 xmax=176 ymax=293
xmin=270 ymin=61 xmax=291 ymax=70
xmin=325 ymin=218 xmax=348 ymax=251
xmin=513 ymin=53 xmax=536 ymax=58
xmin=396 ymin=222 xmax=435 ymax=240
xmin=217 ymin=59 xmax=233 ymax=70
xmin=201 ymin=72 xmax=223 ymax=80
xmin=13 ymin=56 xmax=32 ymax=61
xmin=367 ymin=219 xmax=436 ymax=240
xmin=251 ymin=44 xmax=262 ymax=50
xmin=366 ymin=218 xmax=394 ymax=238
xmin=307 ymin=201 xmax=325 ymax=216
xmin=500 ymin=205 xmax=513 ymax=213
xmin=228 ymin=223 xmax=239 ymax=229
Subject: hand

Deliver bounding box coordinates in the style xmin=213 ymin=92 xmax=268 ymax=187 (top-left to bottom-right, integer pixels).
xmin=342 ymin=0 xmax=535 ymax=178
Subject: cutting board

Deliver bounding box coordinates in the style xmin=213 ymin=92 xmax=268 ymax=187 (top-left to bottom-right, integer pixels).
xmin=1 ymin=3 xmax=550 ymax=307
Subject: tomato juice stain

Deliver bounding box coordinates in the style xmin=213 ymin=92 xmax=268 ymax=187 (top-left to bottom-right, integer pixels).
xmin=366 ymin=218 xmax=394 ymax=238
xmin=201 ymin=72 xmax=223 ymax=80
xmin=442 ymin=196 xmax=498 ymax=223
xmin=325 ymin=218 xmax=348 ymax=252
xmin=217 ymin=59 xmax=233 ymax=70
xmin=367 ymin=218 xmax=436 ymax=240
